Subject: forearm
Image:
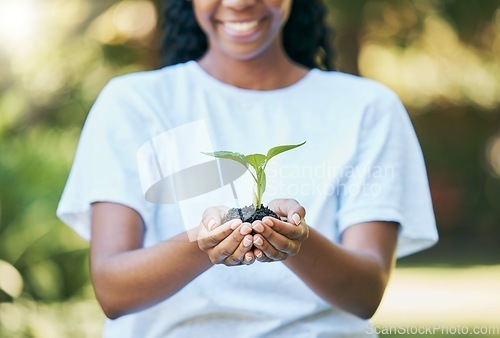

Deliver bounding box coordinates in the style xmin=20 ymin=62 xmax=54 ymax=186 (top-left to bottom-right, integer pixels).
xmin=283 ymin=227 xmax=395 ymax=319
xmin=91 ymin=229 xmax=212 ymax=319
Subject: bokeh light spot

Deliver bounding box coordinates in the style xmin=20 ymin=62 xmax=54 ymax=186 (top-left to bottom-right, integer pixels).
xmin=88 ymin=1 xmax=157 ymax=45
xmin=486 ymin=134 xmax=500 ymax=178
xmin=0 ymin=0 xmax=42 ymax=54
xmin=0 ymin=259 xmax=24 ymax=298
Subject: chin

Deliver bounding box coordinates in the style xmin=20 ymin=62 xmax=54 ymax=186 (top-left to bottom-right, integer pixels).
xmin=219 ymin=42 xmax=278 ymax=62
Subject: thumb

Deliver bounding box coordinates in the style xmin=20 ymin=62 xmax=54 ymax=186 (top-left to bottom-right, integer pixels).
xmin=268 ymin=199 xmax=306 ymax=225
xmin=202 ymin=206 xmax=229 ymax=230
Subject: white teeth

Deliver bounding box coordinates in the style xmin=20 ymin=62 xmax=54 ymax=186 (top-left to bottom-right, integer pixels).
xmin=224 ymin=20 xmax=258 ymax=33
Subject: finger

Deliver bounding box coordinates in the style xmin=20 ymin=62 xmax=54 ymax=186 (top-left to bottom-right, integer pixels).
xmin=261 ymin=216 xmax=307 ymax=240
xmin=268 ymin=199 xmax=306 ymax=223
xmin=212 ymin=222 xmax=252 ymax=261
xmin=253 ymin=248 xmax=273 ymax=263
xmin=198 ymin=219 xmax=242 ymax=250
xmin=202 ymin=206 xmax=229 ymax=230
xmin=291 ymin=213 xmax=302 ymax=226
xmin=243 ymin=251 xmax=256 ymax=265
xmin=252 ymin=221 xmax=297 ymax=255
xmin=253 ymin=234 xmax=288 ymax=261
xmin=224 ymin=234 xmax=255 ymax=266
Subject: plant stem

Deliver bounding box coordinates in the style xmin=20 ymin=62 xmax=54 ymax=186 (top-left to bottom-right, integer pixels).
xmin=255 ymin=183 xmax=261 ymax=208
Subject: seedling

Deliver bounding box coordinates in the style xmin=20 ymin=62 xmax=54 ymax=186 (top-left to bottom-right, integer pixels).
xmin=204 ymin=141 xmax=305 ymax=222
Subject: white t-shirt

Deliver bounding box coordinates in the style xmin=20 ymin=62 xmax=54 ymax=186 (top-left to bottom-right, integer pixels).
xmin=57 ymin=61 xmax=438 ymax=338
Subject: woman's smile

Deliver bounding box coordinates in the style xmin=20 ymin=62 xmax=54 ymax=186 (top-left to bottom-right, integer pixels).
xmin=216 ymin=16 xmax=268 ymax=41
xmin=193 ymin=0 xmax=291 ymax=61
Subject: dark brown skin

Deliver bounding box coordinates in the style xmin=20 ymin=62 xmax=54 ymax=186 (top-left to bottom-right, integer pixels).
xmin=90 ymin=202 xmax=213 ymax=318
xmin=91 ymin=200 xmax=397 ymax=319
xmin=194 ymin=0 xmax=309 ymax=90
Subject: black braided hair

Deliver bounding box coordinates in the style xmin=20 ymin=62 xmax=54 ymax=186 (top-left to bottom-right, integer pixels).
xmin=160 ymin=0 xmax=336 ymax=70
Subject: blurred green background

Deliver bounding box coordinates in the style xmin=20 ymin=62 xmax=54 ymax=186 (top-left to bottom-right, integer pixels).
xmin=0 ymin=0 xmax=499 ymax=337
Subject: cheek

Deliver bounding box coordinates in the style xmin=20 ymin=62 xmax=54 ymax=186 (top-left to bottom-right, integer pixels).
xmin=266 ymin=0 xmax=292 ymax=26
xmin=192 ymin=1 xmax=216 ymax=33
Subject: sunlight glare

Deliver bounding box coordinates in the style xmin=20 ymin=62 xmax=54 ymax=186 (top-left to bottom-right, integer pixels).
xmin=0 ymin=0 xmax=41 ymax=54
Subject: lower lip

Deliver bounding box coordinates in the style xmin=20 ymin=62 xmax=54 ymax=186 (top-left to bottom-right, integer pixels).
xmin=219 ymin=18 xmax=266 ymax=41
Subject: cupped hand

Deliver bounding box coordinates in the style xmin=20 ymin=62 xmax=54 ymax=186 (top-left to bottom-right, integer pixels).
xmin=251 ymin=199 xmax=309 ymax=262
xmin=197 ymin=206 xmax=256 ymax=266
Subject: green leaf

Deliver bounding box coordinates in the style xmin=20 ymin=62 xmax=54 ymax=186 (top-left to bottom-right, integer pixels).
xmin=245 ymin=153 xmax=266 ymax=172
xmin=205 ymin=142 xmax=306 ymax=208
xmin=202 ymin=151 xmax=248 ymax=169
xmin=266 ymin=141 xmax=306 ymax=162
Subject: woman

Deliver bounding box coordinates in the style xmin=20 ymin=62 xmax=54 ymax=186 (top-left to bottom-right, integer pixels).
xmin=57 ymin=0 xmax=438 ymax=337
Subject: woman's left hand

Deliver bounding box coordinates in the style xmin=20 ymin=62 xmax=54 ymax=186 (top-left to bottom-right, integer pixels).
xmin=251 ymin=199 xmax=309 ymax=262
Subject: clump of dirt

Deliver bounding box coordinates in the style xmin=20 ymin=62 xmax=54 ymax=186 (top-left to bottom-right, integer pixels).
xmin=226 ymin=204 xmax=279 ymax=223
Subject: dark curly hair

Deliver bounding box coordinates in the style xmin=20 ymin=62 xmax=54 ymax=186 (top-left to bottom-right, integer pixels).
xmin=161 ymin=0 xmax=336 ymax=70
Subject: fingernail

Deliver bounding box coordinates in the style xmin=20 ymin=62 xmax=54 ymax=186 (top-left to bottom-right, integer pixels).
xmin=254 ymin=236 xmax=264 ymax=246
xmin=243 ymin=236 xmax=252 ymax=247
xmin=252 ymin=222 xmax=264 ymax=233
xmin=208 ymin=219 xmax=216 ymax=229
xmin=262 ymin=217 xmax=273 ymax=227
xmin=240 ymin=224 xmax=252 ymax=235
xmin=230 ymin=219 xmax=241 ymax=230
xmin=292 ymin=213 xmax=301 ymax=225
xmin=245 ymin=253 xmax=253 ymax=262
xmin=255 ymin=251 xmax=263 ymax=258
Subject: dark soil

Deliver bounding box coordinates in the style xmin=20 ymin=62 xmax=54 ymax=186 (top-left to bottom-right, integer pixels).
xmin=226 ymin=204 xmax=279 ymax=223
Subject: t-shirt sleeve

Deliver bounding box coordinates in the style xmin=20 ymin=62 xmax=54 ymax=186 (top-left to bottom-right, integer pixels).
xmin=56 ymin=79 xmax=151 ymax=241
xmin=336 ymin=90 xmax=438 ymax=257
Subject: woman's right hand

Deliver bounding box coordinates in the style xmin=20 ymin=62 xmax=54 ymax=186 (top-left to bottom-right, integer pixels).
xmin=198 ymin=206 xmax=255 ymax=266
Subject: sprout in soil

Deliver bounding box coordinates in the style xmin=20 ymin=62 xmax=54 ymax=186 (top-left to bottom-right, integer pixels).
xmin=203 ymin=141 xmax=306 ymax=223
